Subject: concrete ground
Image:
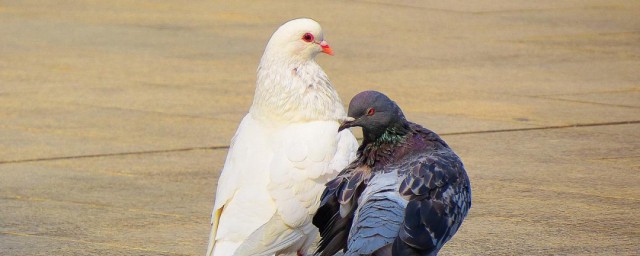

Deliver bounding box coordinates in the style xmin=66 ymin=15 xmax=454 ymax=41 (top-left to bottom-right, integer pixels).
xmin=1 ymin=0 xmax=639 ymax=255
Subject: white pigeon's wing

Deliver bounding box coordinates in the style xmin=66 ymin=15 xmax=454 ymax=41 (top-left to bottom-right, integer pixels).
xmin=236 ymin=121 xmax=357 ymax=255
xmin=206 ymin=114 xmax=277 ymax=256
xmin=233 ymin=214 xmax=316 ymax=256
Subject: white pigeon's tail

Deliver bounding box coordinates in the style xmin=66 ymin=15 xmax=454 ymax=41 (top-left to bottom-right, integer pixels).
xmin=205 ymin=207 xmax=219 ymax=256
xmin=207 ymin=241 xmax=241 ymax=256
xmin=206 ymin=207 xmax=242 ymax=256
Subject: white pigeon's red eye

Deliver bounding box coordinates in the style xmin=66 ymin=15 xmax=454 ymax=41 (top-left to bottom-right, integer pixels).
xmin=302 ymin=33 xmax=314 ymax=42
xmin=367 ymin=108 xmax=375 ymax=116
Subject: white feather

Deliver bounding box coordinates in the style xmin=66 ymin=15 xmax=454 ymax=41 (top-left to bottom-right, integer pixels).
xmin=206 ymin=18 xmax=357 ymax=256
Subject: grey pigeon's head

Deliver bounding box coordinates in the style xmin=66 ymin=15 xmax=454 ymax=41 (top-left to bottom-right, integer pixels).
xmin=263 ymin=18 xmax=333 ymax=62
xmin=339 ymin=91 xmax=407 ymax=140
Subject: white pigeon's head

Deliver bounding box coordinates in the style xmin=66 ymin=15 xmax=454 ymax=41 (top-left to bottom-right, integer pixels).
xmin=263 ymin=18 xmax=333 ymax=63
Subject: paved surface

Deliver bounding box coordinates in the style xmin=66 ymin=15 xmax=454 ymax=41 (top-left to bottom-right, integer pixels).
xmin=1 ymin=0 xmax=639 ymax=255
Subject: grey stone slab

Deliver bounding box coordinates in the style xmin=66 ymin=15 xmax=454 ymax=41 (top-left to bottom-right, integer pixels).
xmin=0 ymin=233 xmax=185 ymax=256
xmin=0 ymin=150 xmax=224 ymax=255
xmin=407 ymin=112 xmax=540 ymax=134
xmin=2 ymin=124 xmax=638 ymax=255
xmin=0 ymin=95 xmax=238 ymax=162
xmin=355 ymin=0 xmax=629 ymax=13
xmin=366 ymin=60 xmax=639 ymax=98
xmin=1 ymin=199 xmax=195 ymax=255
xmin=361 ymin=87 xmax=640 ymax=127
xmin=440 ymin=123 xmax=640 ymax=255
xmin=446 ymin=123 xmax=640 ymax=199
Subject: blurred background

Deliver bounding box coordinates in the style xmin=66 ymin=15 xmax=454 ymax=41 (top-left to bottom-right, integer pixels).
xmin=1 ymin=0 xmax=638 ymax=255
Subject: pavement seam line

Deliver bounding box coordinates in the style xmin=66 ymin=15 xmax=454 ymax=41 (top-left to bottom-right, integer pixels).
xmin=0 ymin=146 xmax=227 ymax=165
xmin=440 ymin=120 xmax=640 ymax=136
xmin=1 ymin=120 xmax=638 ymax=165
xmin=530 ymin=95 xmax=640 ymax=109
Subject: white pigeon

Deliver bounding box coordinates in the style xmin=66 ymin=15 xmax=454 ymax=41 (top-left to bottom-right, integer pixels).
xmin=206 ymin=18 xmax=358 ymax=256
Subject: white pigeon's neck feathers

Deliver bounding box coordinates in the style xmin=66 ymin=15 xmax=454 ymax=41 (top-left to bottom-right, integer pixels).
xmin=250 ymin=55 xmax=345 ymax=123
xmin=249 ymin=18 xmax=345 ymax=123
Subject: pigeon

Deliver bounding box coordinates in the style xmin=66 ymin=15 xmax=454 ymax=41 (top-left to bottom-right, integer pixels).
xmin=313 ymin=91 xmax=472 ymax=256
xmin=205 ymin=18 xmax=358 ymax=256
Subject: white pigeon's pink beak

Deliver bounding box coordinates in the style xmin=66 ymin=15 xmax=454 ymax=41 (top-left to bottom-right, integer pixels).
xmin=320 ymin=41 xmax=333 ymax=55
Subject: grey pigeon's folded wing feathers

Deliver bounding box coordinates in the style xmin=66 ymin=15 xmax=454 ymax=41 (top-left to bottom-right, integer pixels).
xmin=346 ymin=171 xmax=406 ymax=255
xmin=313 ymin=176 xmax=351 ymax=256
xmin=395 ymin=154 xmax=471 ymax=255
xmin=313 ymin=166 xmax=371 ymax=256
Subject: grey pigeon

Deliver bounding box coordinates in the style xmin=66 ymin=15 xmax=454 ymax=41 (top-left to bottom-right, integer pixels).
xmin=312 ymin=91 xmax=472 ymax=256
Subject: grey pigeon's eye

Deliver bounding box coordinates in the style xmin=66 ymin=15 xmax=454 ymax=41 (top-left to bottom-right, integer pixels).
xmin=366 ymin=108 xmax=375 ymax=116
xmin=302 ymin=33 xmax=314 ymax=42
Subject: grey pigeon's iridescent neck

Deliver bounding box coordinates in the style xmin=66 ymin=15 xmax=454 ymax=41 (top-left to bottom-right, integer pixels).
xmin=358 ymin=120 xmax=412 ymax=167
xmin=373 ymin=125 xmax=409 ymax=146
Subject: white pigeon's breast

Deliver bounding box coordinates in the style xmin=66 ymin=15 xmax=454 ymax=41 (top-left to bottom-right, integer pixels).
xmin=267 ymin=120 xmax=348 ymax=227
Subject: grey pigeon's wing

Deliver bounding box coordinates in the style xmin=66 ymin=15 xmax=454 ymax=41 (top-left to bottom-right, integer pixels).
xmin=313 ymin=166 xmax=371 ymax=256
xmin=313 ymin=177 xmax=352 ymax=256
xmin=345 ymin=171 xmax=406 ymax=255
xmin=394 ymin=152 xmax=472 ymax=256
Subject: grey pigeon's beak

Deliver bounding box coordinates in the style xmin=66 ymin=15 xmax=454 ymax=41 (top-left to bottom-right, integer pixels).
xmin=338 ymin=117 xmax=356 ymax=132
